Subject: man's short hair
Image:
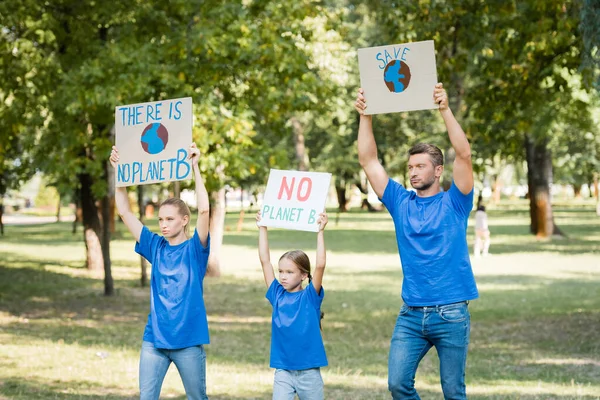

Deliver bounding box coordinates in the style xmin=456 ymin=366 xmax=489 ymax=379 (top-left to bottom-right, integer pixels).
xmin=408 ymin=143 xmax=444 ymax=167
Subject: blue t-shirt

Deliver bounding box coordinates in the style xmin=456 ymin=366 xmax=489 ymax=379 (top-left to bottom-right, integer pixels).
xmin=266 ymin=280 xmax=328 ymax=370
xmin=381 ymin=179 xmax=479 ymax=306
xmin=135 ymin=226 xmax=210 ymax=349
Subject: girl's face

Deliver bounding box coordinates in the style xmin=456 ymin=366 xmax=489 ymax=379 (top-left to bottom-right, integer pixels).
xmin=278 ymin=258 xmax=307 ymax=293
xmin=158 ymin=204 xmax=189 ymax=239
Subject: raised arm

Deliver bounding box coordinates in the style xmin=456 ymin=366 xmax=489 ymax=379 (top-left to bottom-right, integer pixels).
xmin=311 ymin=212 xmax=328 ymax=295
xmin=435 ymin=83 xmax=473 ymax=194
xmin=189 ymin=143 xmax=210 ymax=247
xmin=355 ymin=89 xmax=389 ymax=198
xmin=110 ymin=146 xmax=143 ymax=242
xmin=256 ymin=212 xmax=275 ymax=288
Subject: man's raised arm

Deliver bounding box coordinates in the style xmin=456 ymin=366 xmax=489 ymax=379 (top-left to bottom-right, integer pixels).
xmin=435 ymin=83 xmax=473 ymax=194
xmin=355 ymin=88 xmax=389 ymax=198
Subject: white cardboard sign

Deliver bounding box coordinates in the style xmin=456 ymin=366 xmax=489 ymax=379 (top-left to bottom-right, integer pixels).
xmin=114 ymin=97 xmax=193 ymax=187
xmin=358 ymin=40 xmax=438 ymax=115
xmin=259 ymin=169 xmax=332 ymax=232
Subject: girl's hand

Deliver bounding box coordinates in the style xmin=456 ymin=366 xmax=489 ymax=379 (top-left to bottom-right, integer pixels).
xmin=317 ymin=212 xmax=328 ymax=231
xmin=188 ymin=142 xmax=200 ymax=166
xmin=109 ymin=146 xmax=119 ymax=169
xmin=256 ymin=211 xmax=263 ymax=228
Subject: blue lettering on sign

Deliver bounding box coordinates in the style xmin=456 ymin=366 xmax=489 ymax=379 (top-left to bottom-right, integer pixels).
xmin=116 ymin=148 xmax=191 ymax=184
xmin=376 ymin=46 xmax=410 ymax=70
xmin=168 ymin=100 xmax=183 ymax=120
xmin=118 ymin=105 xmax=145 ymax=126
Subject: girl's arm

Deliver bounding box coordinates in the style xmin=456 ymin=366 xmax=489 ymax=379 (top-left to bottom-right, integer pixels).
xmin=256 ymin=212 xmax=275 ymax=288
xmin=110 ymin=146 xmax=143 ymax=242
xmin=312 ymin=212 xmax=328 ymax=295
xmin=189 ymin=143 xmax=210 ymax=247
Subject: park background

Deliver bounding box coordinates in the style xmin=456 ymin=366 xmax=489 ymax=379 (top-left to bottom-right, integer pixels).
xmin=1 ymin=1 xmax=599 ymax=399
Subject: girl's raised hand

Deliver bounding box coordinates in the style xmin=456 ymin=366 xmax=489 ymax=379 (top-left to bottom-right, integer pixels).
xmin=256 ymin=211 xmax=263 ymax=228
xmin=109 ymin=146 xmax=119 ymax=169
xmin=317 ymin=212 xmax=328 ymax=231
xmin=188 ymin=142 xmax=200 ymax=166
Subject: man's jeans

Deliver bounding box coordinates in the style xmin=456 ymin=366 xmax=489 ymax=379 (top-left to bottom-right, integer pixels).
xmin=388 ymin=301 xmax=470 ymax=399
xmin=139 ymin=341 xmax=209 ymax=400
xmin=273 ymin=368 xmax=324 ymax=400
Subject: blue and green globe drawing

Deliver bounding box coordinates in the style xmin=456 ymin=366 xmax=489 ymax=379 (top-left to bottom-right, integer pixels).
xmin=383 ymin=60 xmax=412 ymax=93
xmin=140 ymin=123 xmax=169 ymax=154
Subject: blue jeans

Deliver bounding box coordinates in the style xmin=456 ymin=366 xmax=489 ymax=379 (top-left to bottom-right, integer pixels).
xmin=139 ymin=341 xmax=208 ymax=400
xmin=273 ymin=368 xmax=324 ymax=400
xmin=388 ymin=302 xmax=470 ymax=400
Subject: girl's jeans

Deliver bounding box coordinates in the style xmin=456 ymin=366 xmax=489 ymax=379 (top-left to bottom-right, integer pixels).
xmin=273 ymin=367 xmax=324 ymax=400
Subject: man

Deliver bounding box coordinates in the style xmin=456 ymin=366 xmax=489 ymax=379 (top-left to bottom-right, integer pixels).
xmin=354 ymin=83 xmax=478 ymax=399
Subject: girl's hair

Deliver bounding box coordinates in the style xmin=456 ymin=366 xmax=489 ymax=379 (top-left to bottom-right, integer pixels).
xmin=159 ymin=198 xmax=192 ymax=237
xmin=279 ymin=249 xmax=324 ymax=327
xmin=279 ymin=250 xmax=312 ymax=281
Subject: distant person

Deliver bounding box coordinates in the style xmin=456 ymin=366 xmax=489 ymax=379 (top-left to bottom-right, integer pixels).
xmin=474 ymin=205 xmax=491 ymax=257
xmin=354 ymin=83 xmax=478 ymax=399
xmin=256 ymin=211 xmax=329 ymax=400
xmin=110 ymin=143 xmax=211 ymax=400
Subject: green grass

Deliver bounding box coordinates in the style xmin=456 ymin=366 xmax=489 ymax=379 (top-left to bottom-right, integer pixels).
xmin=1 ymin=203 xmax=599 ymax=399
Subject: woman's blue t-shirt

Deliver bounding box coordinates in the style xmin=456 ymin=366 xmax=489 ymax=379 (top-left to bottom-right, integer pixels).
xmin=135 ymin=226 xmax=210 ymax=349
xmin=381 ymin=179 xmax=479 ymax=306
xmin=266 ymin=280 xmax=328 ymax=370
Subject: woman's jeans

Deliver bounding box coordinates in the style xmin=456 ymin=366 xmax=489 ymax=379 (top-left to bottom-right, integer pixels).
xmin=273 ymin=368 xmax=324 ymax=400
xmin=139 ymin=341 xmax=208 ymax=400
xmin=388 ymin=301 xmax=470 ymax=400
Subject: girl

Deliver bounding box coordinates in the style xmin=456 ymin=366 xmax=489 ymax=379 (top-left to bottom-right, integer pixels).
xmin=109 ymin=143 xmax=210 ymax=400
xmin=256 ymin=211 xmax=328 ymax=400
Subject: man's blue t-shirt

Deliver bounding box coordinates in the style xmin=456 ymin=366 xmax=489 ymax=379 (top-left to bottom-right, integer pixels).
xmin=266 ymin=280 xmax=328 ymax=370
xmin=135 ymin=226 xmax=210 ymax=349
xmin=381 ymin=179 xmax=479 ymax=306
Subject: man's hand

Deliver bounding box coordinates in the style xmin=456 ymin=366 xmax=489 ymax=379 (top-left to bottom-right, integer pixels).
xmin=354 ymin=88 xmax=369 ymax=115
xmin=434 ymin=83 xmax=449 ymax=111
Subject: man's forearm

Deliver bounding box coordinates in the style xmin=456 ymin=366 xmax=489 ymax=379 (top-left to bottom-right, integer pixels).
xmin=441 ymin=108 xmax=471 ymax=159
xmin=357 ymin=115 xmax=378 ymax=167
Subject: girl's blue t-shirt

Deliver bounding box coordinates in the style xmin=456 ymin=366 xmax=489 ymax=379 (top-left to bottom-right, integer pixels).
xmin=135 ymin=226 xmax=210 ymax=349
xmin=266 ymin=280 xmax=328 ymax=370
xmin=381 ymin=178 xmax=479 ymax=306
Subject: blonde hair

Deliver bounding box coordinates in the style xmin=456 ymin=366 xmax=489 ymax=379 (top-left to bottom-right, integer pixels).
xmin=159 ymin=198 xmax=192 ymax=237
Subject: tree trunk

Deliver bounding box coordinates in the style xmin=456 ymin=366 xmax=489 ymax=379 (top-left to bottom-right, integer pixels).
xmin=594 ymin=173 xmax=600 ymax=216
xmin=291 ymin=117 xmax=308 ymax=171
xmin=72 ymin=191 xmax=82 ymax=234
xmin=56 ymin=194 xmax=61 ymax=222
xmin=137 ymin=185 xmax=148 ymax=287
xmin=525 ymin=135 xmax=563 ymax=238
xmin=335 ymin=181 xmax=349 ymax=212
xmin=79 ymin=173 xmax=104 ymax=270
xmin=0 ymin=200 xmax=4 ymax=236
xmin=573 ymin=184 xmax=582 ymax=199
xmin=101 ymin=161 xmax=114 ymax=296
xmin=206 ymin=188 xmax=225 ymax=277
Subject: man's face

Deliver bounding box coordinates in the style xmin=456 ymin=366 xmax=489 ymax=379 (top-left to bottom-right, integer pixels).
xmin=408 ymin=153 xmax=442 ymax=191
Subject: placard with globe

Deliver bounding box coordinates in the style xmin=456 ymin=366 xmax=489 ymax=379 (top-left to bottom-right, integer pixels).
xmin=114 ymin=97 xmax=193 ymax=187
xmin=357 ymin=40 xmax=438 ymax=115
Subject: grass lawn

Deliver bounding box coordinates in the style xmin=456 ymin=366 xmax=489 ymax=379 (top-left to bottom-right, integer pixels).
xmin=0 ymin=202 xmax=599 ymax=399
